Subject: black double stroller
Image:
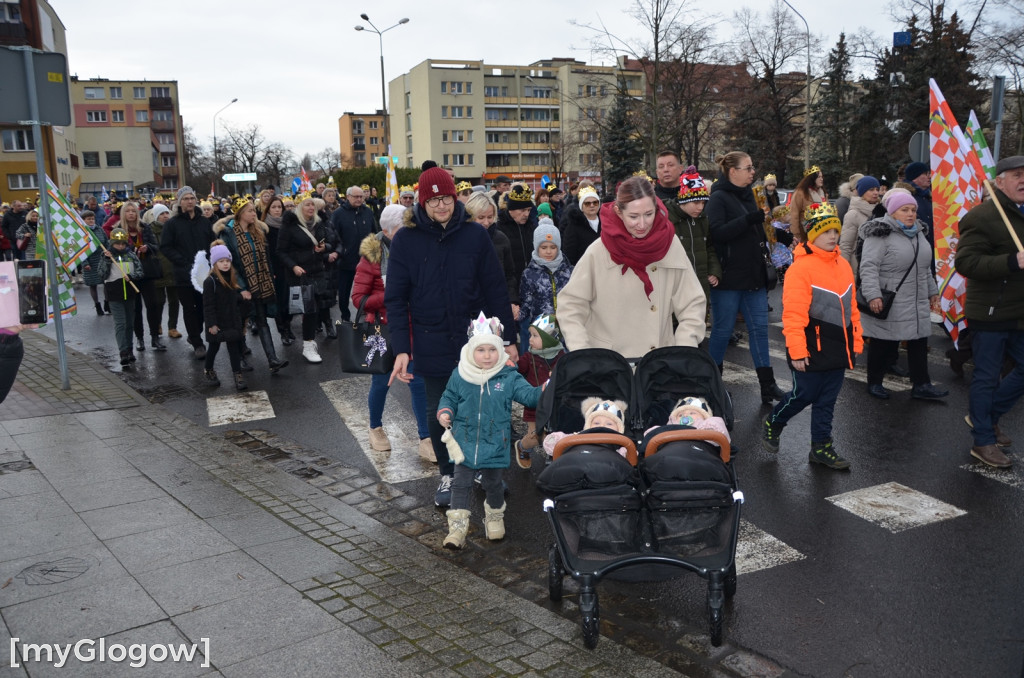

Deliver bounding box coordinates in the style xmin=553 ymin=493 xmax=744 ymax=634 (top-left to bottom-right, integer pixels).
xmin=534 ymin=346 xmax=743 ymax=648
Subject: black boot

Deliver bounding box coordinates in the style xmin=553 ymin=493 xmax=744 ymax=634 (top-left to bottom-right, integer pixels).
xmin=258 ymin=326 xmax=289 ymax=373
xmin=756 ymin=366 xmax=786 ymax=404
xmin=241 ymin=336 xmax=252 ymax=356
xmin=238 ymin=357 xmax=254 ymax=372
xmin=95 ymin=302 xmax=104 ymax=316
xmin=278 ymin=319 xmax=294 ymax=346
xmin=324 ymin=320 xmax=337 ymax=340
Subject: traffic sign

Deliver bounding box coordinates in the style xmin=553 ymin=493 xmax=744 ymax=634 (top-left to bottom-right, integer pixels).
xmin=222 ymin=172 xmax=257 ymax=182
xmin=375 ymin=156 xmax=399 ymax=165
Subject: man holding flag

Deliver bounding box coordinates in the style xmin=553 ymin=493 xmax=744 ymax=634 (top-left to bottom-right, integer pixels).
xmin=955 ymin=156 xmax=1024 ymax=469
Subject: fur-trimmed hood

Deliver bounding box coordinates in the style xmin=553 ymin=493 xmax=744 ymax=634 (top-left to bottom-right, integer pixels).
xmin=838 ymin=181 xmax=855 ymax=199
xmin=358 ymin=232 xmax=383 ymax=263
xmin=212 ymin=215 xmax=270 ymax=237
xmin=860 ymin=214 xmax=929 ymax=239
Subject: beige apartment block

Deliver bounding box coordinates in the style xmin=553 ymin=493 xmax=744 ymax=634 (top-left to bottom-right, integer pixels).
xmin=389 ymin=57 xmax=644 ymax=188
xmin=338 ymin=111 xmax=388 ymax=168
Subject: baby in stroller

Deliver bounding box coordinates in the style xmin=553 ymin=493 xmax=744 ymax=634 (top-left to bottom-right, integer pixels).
xmin=542 ymin=398 xmax=630 ymax=460
xmin=644 ymin=397 xmax=730 ymax=446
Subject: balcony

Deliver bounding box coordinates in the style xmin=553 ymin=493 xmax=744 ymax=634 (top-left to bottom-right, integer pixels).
xmin=0 ymin=22 xmax=28 ymax=45
xmin=352 ymin=143 xmax=366 ymax=151
xmin=485 ymin=120 xmax=559 ymax=129
xmin=149 ymin=97 xmax=173 ymax=110
xmin=158 ymin=143 xmax=176 ymax=153
xmin=160 ymin=166 xmax=179 ymax=177
xmin=150 ymin=120 xmax=175 ymax=132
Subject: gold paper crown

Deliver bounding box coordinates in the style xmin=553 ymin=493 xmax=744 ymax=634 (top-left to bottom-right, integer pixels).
xmin=361 ymin=184 xmax=370 ymax=192
xmin=803 ymin=202 xmax=840 ymax=240
xmin=763 ymin=173 xmax=777 ymax=183
xmin=232 ymin=198 xmax=252 ymax=215
xmin=632 ymin=169 xmax=655 ymax=182
xmin=456 ymin=181 xmax=472 ymax=193
xmin=803 ymin=165 xmax=821 ymax=178
xmin=399 ymin=185 xmax=415 ymax=195
xmin=508 ymin=184 xmax=533 ymax=202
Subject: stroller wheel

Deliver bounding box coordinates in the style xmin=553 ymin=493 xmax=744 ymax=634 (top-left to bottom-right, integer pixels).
xmin=580 ymin=591 xmax=600 ymax=649
xmin=724 ymin=563 xmax=737 ymax=599
xmin=548 ymin=546 xmax=563 ymax=602
xmin=708 ymin=604 xmax=724 ymax=647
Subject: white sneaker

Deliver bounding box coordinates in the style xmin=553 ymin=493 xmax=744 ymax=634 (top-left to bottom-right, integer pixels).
xmin=302 ymin=340 xmax=322 ymax=364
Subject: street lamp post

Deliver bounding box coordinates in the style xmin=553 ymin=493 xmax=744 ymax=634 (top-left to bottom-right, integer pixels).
xmin=212 ymin=98 xmax=237 ymax=195
xmin=355 ymin=14 xmax=409 ymax=163
xmin=782 ymin=0 xmax=811 ymax=173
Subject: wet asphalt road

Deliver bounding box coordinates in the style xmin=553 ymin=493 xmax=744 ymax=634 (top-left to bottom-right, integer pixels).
xmin=41 ymin=286 xmax=1024 ymax=677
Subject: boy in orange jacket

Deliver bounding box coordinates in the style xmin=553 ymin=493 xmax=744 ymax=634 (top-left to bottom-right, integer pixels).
xmin=762 ymin=203 xmax=863 ymax=469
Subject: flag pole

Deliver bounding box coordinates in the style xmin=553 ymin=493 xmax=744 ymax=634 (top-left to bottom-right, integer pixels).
xmin=982 ymin=178 xmax=1024 ymax=252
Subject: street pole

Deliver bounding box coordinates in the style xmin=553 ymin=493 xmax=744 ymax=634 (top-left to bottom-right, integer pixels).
xmin=356 ymin=15 xmax=409 ymax=165
xmin=212 ymin=98 xmax=237 ymax=196
xmin=782 ymin=0 xmax=811 ymax=172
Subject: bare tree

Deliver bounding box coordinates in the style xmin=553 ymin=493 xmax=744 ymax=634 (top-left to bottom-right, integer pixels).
xmin=310 ymin=147 xmax=343 ymax=177
xmin=259 ymin=143 xmax=294 ymax=191
xmin=971 ymin=0 xmax=1024 ymax=154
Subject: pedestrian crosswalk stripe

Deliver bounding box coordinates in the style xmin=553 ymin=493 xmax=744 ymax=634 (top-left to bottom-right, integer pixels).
xmin=207 ymin=390 xmax=276 ymax=427
xmin=826 ymin=482 xmax=966 ymax=533
xmin=735 ymin=519 xmax=806 ymax=575
xmin=320 ymin=378 xmax=435 ymax=484
xmin=960 ymin=464 xmax=1023 ymax=489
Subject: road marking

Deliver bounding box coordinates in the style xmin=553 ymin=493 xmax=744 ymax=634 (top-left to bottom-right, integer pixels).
xmin=960 ymin=463 xmax=1023 ymax=489
xmin=826 ymin=481 xmax=966 ymax=533
xmin=207 ymin=390 xmax=276 ymax=427
xmin=735 ymin=519 xmax=806 ymax=575
xmin=320 ymin=378 xmax=436 ymax=484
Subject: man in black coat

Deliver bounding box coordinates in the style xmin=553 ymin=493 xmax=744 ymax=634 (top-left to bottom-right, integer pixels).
xmin=1 ymin=200 xmax=26 ymax=261
xmin=160 ymin=186 xmax=214 ymax=358
xmin=330 ymin=186 xmax=378 ymax=322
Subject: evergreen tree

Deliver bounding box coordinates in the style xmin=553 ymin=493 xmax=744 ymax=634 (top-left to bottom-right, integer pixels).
xmin=811 ymin=34 xmax=857 ymax=188
xmin=602 ymin=95 xmax=643 ymax=190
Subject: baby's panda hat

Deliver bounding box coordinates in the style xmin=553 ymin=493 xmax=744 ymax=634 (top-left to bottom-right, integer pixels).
xmin=581 ymin=397 xmax=627 ymax=433
xmin=669 ymin=396 xmax=712 ymax=424
xmin=530 ymin=314 xmax=561 ymax=349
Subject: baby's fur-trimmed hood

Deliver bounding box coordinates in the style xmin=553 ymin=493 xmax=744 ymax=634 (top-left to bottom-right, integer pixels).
xmin=358 ymin=233 xmax=383 ymax=263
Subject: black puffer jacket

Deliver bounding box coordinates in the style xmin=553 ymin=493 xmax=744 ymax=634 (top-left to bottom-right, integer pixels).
xmin=276 ymin=209 xmax=333 ymax=286
xmin=203 ymin=275 xmax=247 ymax=343
xmin=160 ymin=207 xmax=213 ymax=287
xmin=706 ymin=179 xmax=771 ymax=291
xmin=487 ymin=225 xmax=518 ymax=304
xmin=559 ymin=204 xmax=600 ymax=265
xmin=496 ymin=209 xmax=538 ymax=285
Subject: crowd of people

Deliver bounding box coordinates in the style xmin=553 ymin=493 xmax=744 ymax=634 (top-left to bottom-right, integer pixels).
xmin=3 ymin=150 xmax=1022 ymax=546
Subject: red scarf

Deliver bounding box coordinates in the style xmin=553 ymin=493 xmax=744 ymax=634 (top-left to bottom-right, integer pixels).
xmin=598 ymin=199 xmax=674 ymax=298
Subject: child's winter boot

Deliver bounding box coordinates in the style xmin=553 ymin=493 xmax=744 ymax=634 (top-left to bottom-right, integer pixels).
xmin=234 ymin=372 xmax=247 ymax=391
xmin=443 ymin=509 xmax=471 ymax=549
xmin=483 ymin=502 xmax=506 ymax=540
xmin=809 ymin=439 xmax=850 ymax=470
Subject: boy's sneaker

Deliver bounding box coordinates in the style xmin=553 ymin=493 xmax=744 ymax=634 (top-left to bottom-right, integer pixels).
xmin=515 ymin=439 xmax=532 ymax=469
xmin=809 ymin=440 xmax=850 ymax=470
xmin=434 ymin=474 xmax=453 ymax=507
xmin=761 ymin=415 xmax=781 ymax=453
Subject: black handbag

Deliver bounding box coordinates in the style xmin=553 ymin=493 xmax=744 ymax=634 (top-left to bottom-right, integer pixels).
xmin=857 ymin=239 xmax=917 ymax=320
xmin=338 ymin=296 xmax=394 ymax=374
xmin=761 ymin=240 xmax=778 ymax=291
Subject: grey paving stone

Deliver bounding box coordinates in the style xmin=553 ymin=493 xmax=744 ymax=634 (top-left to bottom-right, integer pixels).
xmin=205 ymin=509 xmax=301 ymax=549
xmin=160 ymin=482 xmax=254 ymax=519
xmin=2 ymin=575 xmax=165 ymax=644
xmin=137 ymin=550 xmax=281 ymax=617
xmin=173 ymin=585 xmax=339 ymax=667
xmin=0 ymin=488 xmax=74 ymax=526
xmin=35 ymin=458 xmax=144 ymax=492
xmin=104 ymin=520 xmax=238 ymax=575
xmin=57 ymin=475 xmax=168 ymax=513
xmin=219 ymin=627 xmax=416 ymax=678
xmin=79 ymin=497 xmax=195 ymax=540
xmin=242 ymin=536 xmax=352 ymax=584
xmin=0 ymin=540 xmax=128 ymax=607
xmin=1 ymin=512 xmax=99 ymax=564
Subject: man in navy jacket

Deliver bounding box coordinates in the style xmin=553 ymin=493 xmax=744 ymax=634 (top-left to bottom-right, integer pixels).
xmin=385 ymin=166 xmax=516 ymax=507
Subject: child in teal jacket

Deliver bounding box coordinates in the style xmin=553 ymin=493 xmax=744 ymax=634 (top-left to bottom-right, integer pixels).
xmin=437 ymin=313 xmax=540 ymax=549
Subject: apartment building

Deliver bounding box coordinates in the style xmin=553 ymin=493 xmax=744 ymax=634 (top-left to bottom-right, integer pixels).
xmin=338 ymin=111 xmax=388 ymax=168
xmin=69 ymin=78 xmax=184 ymax=198
xmin=388 ymin=58 xmax=645 ymax=186
xmin=0 ymin=0 xmax=78 ymax=203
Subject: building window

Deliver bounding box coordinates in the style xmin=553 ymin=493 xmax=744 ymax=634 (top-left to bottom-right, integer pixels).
xmin=7 ymin=174 xmax=37 ymax=190
xmin=83 ymin=152 xmax=100 ymax=168
xmin=109 ymin=86 xmax=122 ymax=99
xmin=485 ymin=86 xmax=500 ymax=97
xmin=111 ymin=110 xmax=124 ymax=122
xmin=161 ymin=155 xmax=176 ymax=167
xmin=441 ymin=106 xmax=448 ymax=118
xmin=152 ymin=110 xmax=173 ymax=121
xmin=369 ymin=120 xmax=378 ymax=129
xmin=151 ymin=86 xmax=170 ymax=98
xmin=369 ymin=137 xmax=378 ymax=145
xmin=157 ymin=133 xmax=174 ymax=145
xmin=1 ymin=130 xmax=34 ymax=152
xmin=133 ymin=87 xmax=146 ymax=98
xmin=466 ymin=82 xmax=472 ymax=94
xmin=443 ymin=154 xmax=473 ymax=167
xmin=136 ymin=110 xmax=149 ymax=122
xmin=105 ymin=151 xmax=123 ymax=167
xmin=466 ymin=106 xmax=473 ymax=118
xmin=83 ymin=87 xmax=105 ymax=99
xmin=441 ymin=81 xmax=447 ymax=93
xmin=405 ymin=93 xmax=410 ymax=108
xmin=86 ymin=110 xmax=107 ymax=123
xmin=162 ymin=178 xmax=178 ymax=190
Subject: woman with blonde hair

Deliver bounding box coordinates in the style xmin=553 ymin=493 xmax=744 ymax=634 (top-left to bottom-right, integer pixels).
xmin=788 ymin=166 xmax=827 ymax=241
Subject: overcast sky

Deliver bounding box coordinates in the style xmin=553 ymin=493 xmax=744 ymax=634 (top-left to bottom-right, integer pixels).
xmin=54 ymin=0 xmax=926 ymax=161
